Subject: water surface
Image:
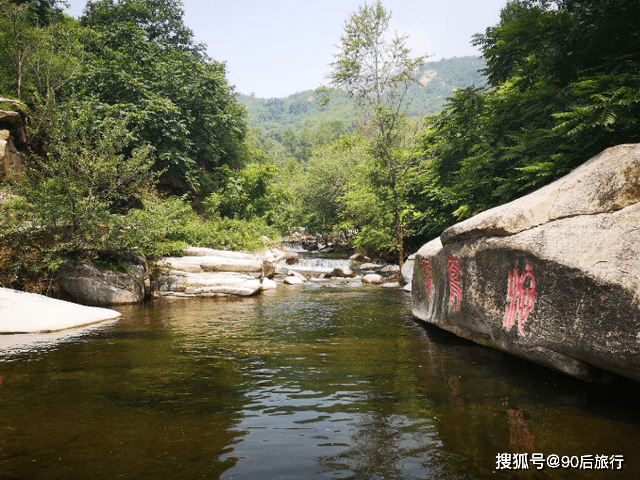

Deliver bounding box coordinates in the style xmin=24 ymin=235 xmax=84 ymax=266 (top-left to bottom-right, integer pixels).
xmin=1 ymin=283 xmax=639 ymax=479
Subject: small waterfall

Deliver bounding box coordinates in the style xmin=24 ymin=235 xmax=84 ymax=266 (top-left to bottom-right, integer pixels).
xmin=292 ymin=256 xmax=351 ymax=273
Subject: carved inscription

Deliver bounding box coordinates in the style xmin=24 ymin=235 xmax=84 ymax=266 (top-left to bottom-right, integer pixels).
xmin=420 ymin=258 xmax=433 ymax=294
xmin=447 ymin=256 xmax=462 ymax=311
xmin=503 ymin=264 xmax=536 ymax=336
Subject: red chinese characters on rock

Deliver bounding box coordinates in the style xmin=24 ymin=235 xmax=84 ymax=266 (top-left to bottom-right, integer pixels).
xmin=447 ymin=256 xmax=462 ymax=311
xmin=503 ymin=264 xmax=536 ymax=336
xmin=420 ymin=258 xmax=433 ymax=294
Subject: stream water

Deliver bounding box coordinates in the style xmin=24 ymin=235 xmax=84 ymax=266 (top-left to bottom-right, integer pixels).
xmin=1 ymin=262 xmax=640 ymax=479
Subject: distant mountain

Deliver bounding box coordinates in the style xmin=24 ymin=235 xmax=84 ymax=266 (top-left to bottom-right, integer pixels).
xmin=238 ymin=56 xmax=486 ymax=136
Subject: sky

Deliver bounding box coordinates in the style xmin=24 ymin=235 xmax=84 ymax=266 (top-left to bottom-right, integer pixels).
xmin=62 ymin=0 xmax=508 ymax=99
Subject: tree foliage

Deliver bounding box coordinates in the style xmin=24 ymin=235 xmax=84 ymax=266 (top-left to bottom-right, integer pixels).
xmin=328 ymin=0 xmax=424 ymax=265
xmin=75 ymin=0 xmax=247 ymax=193
xmin=0 ymin=0 xmax=274 ymax=292
xmin=408 ymin=0 xmax=640 ymax=249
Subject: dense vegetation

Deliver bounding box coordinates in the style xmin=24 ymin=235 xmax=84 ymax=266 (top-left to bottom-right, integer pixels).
xmin=408 ymin=0 xmax=640 ymax=243
xmin=1 ymin=0 xmax=639 ymax=293
xmin=0 ymin=0 xmax=278 ymax=292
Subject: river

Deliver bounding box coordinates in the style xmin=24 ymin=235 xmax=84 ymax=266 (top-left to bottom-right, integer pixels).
xmin=1 ymin=272 xmax=640 ymax=478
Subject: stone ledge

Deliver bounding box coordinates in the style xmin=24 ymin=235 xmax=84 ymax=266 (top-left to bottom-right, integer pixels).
xmin=0 ymin=287 xmax=121 ymax=333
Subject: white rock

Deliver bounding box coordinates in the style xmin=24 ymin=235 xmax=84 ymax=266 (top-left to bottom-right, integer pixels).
xmin=359 ymin=263 xmax=382 ymax=271
xmin=261 ymin=278 xmax=278 ymax=290
xmin=0 ymin=287 xmax=121 ymax=333
xmin=284 ymin=276 xmax=305 ymax=285
xmin=361 ymin=274 xmax=384 ymax=285
xmin=287 ymin=270 xmax=307 ymax=282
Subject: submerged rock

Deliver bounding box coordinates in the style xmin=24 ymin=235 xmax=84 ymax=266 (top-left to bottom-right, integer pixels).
xmin=359 ymin=262 xmax=383 ymax=271
xmin=412 ymin=144 xmax=640 ymax=382
xmin=287 ymin=270 xmax=308 ymax=282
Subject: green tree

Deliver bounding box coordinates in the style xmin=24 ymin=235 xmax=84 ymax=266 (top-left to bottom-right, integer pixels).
xmin=0 ymin=1 xmax=84 ymax=103
xmin=9 ymin=0 xmax=67 ymax=25
xmin=0 ymin=100 xmax=155 ymax=291
xmin=0 ymin=1 xmax=37 ymax=99
xmin=20 ymin=101 xmax=155 ymax=248
xmin=76 ymin=0 xmax=247 ymax=194
xmin=328 ymin=0 xmax=424 ymax=265
xmin=204 ymin=162 xmax=290 ymax=225
xmin=298 ymin=135 xmax=368 ymax=233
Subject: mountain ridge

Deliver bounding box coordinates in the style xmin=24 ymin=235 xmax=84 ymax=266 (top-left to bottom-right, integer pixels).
xmin=237 ymin=55 xmax=487 ymax=136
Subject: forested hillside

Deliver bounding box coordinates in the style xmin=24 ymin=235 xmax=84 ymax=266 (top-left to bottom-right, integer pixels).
xmin=238 ymin=56 xmax=486 ymax=137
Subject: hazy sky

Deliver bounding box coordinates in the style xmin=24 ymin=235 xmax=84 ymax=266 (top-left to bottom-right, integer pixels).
xmin=63 ymin=0 xmax=507 ymax=98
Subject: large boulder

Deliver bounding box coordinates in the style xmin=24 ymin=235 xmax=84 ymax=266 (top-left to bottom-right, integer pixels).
xmin=0 ymin=107 xmax=27 ymax=144
xmin=59 ymin=261 xmax=150 ymax=306
xmin=412 ymin=144 xmax=640 ymax=382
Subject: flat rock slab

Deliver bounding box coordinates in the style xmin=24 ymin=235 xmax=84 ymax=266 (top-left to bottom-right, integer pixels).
xmin=0 ymin=287 xmax=121 ymax=333
xmin=158 ymin=256 xmax=263 ymax=274
xmin=155 ymin=271 xmax=262 ymax=297
xmin=182 ymin=247 xmax=258 ymax=259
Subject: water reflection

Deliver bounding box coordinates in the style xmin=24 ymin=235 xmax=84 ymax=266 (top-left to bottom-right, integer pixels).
xmin=1 ymin=284 xmax=640 ymax=479
xmin=506 ymin=407 xmax=536 ymax=453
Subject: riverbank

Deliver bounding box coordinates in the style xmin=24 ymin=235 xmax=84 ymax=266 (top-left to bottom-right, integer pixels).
xmin=0 ymin=287 xmax=121 ymax=333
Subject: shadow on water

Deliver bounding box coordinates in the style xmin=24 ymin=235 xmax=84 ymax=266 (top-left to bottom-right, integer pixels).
xmin=1 ymin=284 xmax=639 ymax=479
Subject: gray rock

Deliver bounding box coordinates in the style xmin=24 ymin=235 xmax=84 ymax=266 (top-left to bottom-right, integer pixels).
xmin=155 ymin=271 xmax=261 ymax=297
xmin=261 ymin=278 xmax=278 ymax=290
xmin=0 ymin=128 xmax=22 ymax=181
xmin=158 ymin=255 xmax=263 ymax=275
xmin=59 ymin=261 xmax=149 ymax=306
xmin=350 ymin=252 xmax=371 ymax=262
xmin=154 ymin=248 xmax=283 ymax=298
xmin=401 ymin=254 xmax=415 ymax=284
xmin=412 ymin=144 xmax=640 ymax=382
xmin=331 ymin=266 xmax=356 ymax=278
xmin=380 ymin=265 xmax=400 ymax=274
